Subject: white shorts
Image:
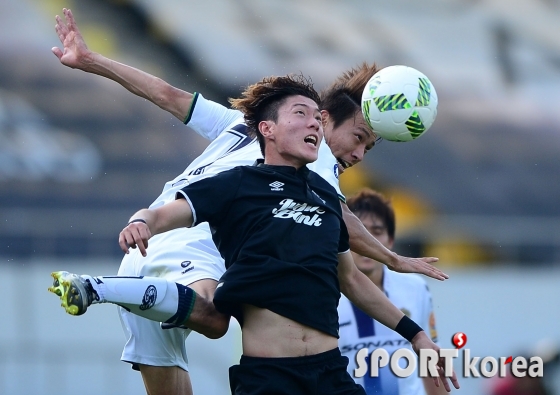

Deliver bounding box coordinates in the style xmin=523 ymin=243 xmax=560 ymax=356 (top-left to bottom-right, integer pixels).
xmin=117 ymin=224 xmax=226 ymax=371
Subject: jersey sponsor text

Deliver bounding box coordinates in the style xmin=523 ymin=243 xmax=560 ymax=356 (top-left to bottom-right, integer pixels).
xmin=271 ymin=198 xmax=325 ymax=226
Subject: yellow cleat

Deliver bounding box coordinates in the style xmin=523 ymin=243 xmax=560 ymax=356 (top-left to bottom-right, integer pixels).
xmin=48 ymin=271 xmax=95 ymax=316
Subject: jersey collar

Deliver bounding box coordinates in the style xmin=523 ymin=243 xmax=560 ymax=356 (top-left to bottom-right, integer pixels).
xmin=255 ymin=159 xmax=311 ymax=179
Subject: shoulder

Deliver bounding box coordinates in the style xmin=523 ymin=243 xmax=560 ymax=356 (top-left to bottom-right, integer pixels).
xmin=222 ymin=165 xmax=253 ymax=177
xmin=306 ymin=171 xmax=342 ymax=210
xmin=308 ymin=170 xmax=339 ymax=196
xmin=185 ymin=93 xmax=246 ymax=140
xmin=188 ymin=93 xmax=244 ymax=122
xmin=225 ymin=164 xmax=274 ymax=183
xmin=192 ymin=165 xmax=248 ymax=185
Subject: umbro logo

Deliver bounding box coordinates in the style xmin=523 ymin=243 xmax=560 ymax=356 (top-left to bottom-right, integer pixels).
xmin=269 ymin=181 xmax=284 ymax=191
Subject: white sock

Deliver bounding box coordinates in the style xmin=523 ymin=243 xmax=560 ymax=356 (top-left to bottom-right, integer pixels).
xmin=82 ymin=275 xmax=181 ymax=323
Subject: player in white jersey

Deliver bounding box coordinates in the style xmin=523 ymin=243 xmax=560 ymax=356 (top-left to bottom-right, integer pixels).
xmin=116 ymin=92 xmax=346 ymax=373
xmin=338 ymin=189 xmax=448 ymax=395
xmin=51 ymin=9 xmax=450 ymax=395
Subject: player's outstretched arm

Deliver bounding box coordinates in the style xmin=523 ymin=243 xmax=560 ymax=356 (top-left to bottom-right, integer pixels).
xmin=52 ymin=8 xmax=193 ymax=121
xmin=341 ymin=202 xmax=449 ymax=281
xmin=338 ymin=251 xmax=406 ymax=330
xmin=119 ymin=199 xmax=194 ymax=256
xmin=338 ymin=252 xmax=459 ymax=392
xmin=411 ymin=332 xmax=460 ymax=392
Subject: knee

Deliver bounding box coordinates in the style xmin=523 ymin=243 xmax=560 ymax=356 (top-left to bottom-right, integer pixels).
xmin=204 ymin=313 xmax=230 ymax=339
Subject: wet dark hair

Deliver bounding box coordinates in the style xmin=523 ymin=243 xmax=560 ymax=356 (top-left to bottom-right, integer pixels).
xmin=229 ymin=74 xmax=320 ymax=155
xmin=320 ymin=62 xmax=381 ymax=142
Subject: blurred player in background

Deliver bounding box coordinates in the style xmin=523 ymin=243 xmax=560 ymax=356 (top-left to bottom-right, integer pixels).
xmin=339 ymin=188 xmax=448 ymax=395
xmin=51 ymin=8 xmax=448 ymax=395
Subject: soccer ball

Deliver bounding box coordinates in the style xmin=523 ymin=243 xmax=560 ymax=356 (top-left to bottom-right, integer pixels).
xmin=361 ymin=65 xmax=438 ymax=142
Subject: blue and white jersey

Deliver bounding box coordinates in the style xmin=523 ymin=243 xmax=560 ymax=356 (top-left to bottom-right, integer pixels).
xmin=338 ymin=266 xmax=439 ymax=395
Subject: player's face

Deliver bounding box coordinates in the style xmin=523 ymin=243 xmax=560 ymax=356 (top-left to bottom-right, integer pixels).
xmin=323 ymin=110 xmax=376 ymax=174
xmin=351 ymin=213 xmax=394 ymax=275
xmin=265 ymin=95 xmax=322 ymax=168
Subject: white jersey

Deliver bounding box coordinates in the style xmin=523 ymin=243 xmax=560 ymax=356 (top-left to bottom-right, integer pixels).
xmin=338 ymin=266 xmax=438 ymax=395
xmin=118 ymin=93 xmax=344 ymax=371
xmin=152 ymin=93 xmax=343 ymax=208
xmin=120 ymin=93 xmax=344 ymax=284
xmin=308 ymin=136 xmax=344 ymax=202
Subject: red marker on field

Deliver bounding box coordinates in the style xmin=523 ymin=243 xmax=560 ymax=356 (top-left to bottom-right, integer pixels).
xmin=451 ymin=332 xmax=467 ymax=349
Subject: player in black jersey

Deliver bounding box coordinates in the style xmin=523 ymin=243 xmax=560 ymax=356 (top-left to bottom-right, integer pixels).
xmin=52 ymin=8 xmax=448 ymax=284
xmin=115 ymin=74 xmax=459 ymax=395
xmin=51 ymin=9 xmax=452 ymax=394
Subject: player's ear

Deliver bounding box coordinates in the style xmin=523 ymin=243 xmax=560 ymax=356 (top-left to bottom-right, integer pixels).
xmin=259 ymin=120 xmax=275 ymax=140
xmin=320 ymin=110 xmax=330 ymax=128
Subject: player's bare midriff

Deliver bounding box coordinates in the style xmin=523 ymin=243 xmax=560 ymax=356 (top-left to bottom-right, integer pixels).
xmin=241 ymin=304 xmax=338 ymax=358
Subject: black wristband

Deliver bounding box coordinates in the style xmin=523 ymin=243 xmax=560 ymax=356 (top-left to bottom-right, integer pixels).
xmin=395 ymin=315 xmax=423 ymax=342
xmin=127 ymin=219 xmax=147 ymax=226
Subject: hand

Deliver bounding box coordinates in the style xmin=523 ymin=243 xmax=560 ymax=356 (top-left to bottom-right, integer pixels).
xmin=389 ymin=254 xmax=449 ymax=281
xmin=119 ymin=220 xmax=151 ymax=256
xmin=411 ymin=332 xmax=460 ymax=392
xmin=52 ymin=8 xmax=94 ymax=70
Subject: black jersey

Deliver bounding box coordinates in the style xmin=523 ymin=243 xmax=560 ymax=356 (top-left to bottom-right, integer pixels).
xmin=177 ymin=160 xmax=349 ymax=337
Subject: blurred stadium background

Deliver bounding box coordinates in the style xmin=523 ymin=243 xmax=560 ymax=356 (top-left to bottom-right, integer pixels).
xmin=1 ymin=0 xmax=559 ymax=394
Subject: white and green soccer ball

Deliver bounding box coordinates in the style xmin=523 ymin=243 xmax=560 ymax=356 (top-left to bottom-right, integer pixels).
xmin=361 ymin=65 xmax=438 ymax=142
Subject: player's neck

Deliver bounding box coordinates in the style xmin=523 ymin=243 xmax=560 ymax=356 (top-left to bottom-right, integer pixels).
xmin=263 ymin=150 xmax=307 ymax=169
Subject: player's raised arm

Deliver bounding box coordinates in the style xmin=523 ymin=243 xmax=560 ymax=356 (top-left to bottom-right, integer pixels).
xmin=119 ymin=199 xmax=194 ymax=256
xmin=337 ymin=251 xmax=460 ymax=392
xmin=338 ymin=250 xmax=404 ymax=329
xmin=52 ymin=8 xmax=193 ymax=121
xmin=341 ymin=202 xmax=449 ymax=281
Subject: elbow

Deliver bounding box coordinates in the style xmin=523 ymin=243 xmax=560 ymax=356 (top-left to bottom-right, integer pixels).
xmin=152 ymin=83 xmax=180 ymax=113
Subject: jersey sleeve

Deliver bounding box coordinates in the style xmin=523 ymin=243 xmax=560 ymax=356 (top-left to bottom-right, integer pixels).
xmin=175 ymin=168 xmax=243 ymax=227
xmin=184 ymin=93 xmax=244 ymax=141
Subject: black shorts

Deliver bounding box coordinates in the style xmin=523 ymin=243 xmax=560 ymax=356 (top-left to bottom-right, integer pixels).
xmin=228 ymin=348 xmax=365 ymax=395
